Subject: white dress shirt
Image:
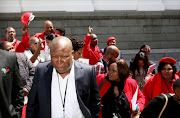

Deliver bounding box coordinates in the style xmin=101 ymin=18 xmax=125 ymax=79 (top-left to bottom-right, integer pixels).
xmin=51 ymin=60 xmax=84 ymax=118
xmin=24 ymin=50 xmax=50 ymax=67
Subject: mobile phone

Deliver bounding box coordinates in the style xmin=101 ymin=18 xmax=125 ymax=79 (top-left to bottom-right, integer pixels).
xmin=136 ymin=103 xmax=139 ymax=112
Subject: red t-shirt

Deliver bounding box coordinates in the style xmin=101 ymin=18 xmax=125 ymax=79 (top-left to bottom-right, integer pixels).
xmin=83 ymin=35 xmax=102 ymax=65
xmin=1 ymin=33 xmax=30 ymax=52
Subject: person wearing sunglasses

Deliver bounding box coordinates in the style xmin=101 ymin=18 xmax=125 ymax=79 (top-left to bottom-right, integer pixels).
xmin=140 ymin=79 xmax=180 ymax=118
xmin=24 ymin=37 xmax=50 ymax=67
xmin=143 ymin=57 xmax=179 ymax=106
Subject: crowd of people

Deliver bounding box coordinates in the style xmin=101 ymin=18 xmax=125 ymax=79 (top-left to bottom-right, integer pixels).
xmin=0 ymin=19 xmax=180 ymax=118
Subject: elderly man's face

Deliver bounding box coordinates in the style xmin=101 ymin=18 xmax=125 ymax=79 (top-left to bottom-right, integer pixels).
xmin=51 ymin=44 xmax=73 ymax=74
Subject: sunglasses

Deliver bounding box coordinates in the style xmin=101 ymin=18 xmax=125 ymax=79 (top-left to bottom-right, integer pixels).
xmin=92 ymin=37 xmax=98 ymax=40
xmin=7 ymin=47 xmax=14 ymax=51
xmin=34 ymin=42 xmax=39 ymax=45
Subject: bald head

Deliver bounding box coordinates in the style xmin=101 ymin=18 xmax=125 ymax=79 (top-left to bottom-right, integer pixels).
xmin=29 ymin=37 xmax=39 ymax=45
xmin=50 ymin=36 xmax=72 ymax=53
xmin=44 ymin=20 xmax=53 ymax=26
xmin=43 ymin=20 xmax=53 ymax=35
xmin=104 ymin=45 xmax=119 ymax=62
xmin=27 ymin=37 xmax=38 ymax=53
xmin=105 ymin=45 xmax=119 ymax=56
xmin=50 ymin=36 xmax=73 ymax=76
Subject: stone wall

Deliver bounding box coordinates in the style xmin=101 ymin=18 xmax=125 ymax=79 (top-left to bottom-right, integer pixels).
xmin=0 ymin=11 xmax=180 ymax=69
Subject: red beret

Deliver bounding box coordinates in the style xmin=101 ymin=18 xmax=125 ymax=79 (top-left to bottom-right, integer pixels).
xmin=107 ymin=37 xmax=116 ymax=45
xmin=159 ymin=57 xmax=177 ymax=65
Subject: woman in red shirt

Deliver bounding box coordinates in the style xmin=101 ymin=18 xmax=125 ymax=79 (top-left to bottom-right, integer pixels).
xmin=97 ymin=59 xmax=145 ymax=118
xmin=143 ymin=57 xmax=179 ymax=106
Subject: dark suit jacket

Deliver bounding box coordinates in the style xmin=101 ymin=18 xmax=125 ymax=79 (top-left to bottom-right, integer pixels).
xmin=26 ymin=60 xmax=100 ymax=118
xmin=0 ymin=50 xmax=24 ymax=118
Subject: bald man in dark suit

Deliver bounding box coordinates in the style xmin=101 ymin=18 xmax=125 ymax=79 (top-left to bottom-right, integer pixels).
xmin=0 ymin=49 xmax=24 ymax=118
xmin=26 ymin=36 xmax=100 ymax=118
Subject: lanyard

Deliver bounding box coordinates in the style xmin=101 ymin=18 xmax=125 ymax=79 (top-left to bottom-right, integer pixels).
xmin=56 ymin=71 xmax=69 ymax=118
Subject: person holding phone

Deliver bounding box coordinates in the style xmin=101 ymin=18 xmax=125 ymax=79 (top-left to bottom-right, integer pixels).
xmin=97 ymin=59 xmax=145 ymax=118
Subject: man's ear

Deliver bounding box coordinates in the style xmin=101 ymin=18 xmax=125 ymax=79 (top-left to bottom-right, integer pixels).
xmin=72 ymin=50 xmax=74 ymax=59
xmin=72 ymin=50 xmax=74 ymax=55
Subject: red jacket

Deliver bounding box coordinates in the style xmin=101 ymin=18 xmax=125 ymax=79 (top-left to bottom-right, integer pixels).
xmin=96 ymin=74 xmax=145 ymax=118
xmin=143 ymin=72 xmax=180 ymax=106
xmin=33 ymin=30 xmax=59 ymax=51
xmin=83 ymin=35 xmax=102 ymax=65
xmin=177 ymin=71 xmax=180 ymax=77
xmin=1 ymin=33 xmax=30 ymax=52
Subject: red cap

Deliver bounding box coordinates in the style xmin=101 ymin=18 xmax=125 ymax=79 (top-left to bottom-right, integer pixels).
xmin=159 ymin=57 xmax=176 ymax=64
xmin=21 ymin=12 xmax=35 ymax=27
xmin=107 ymin=37 xmax=116 ymax=45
